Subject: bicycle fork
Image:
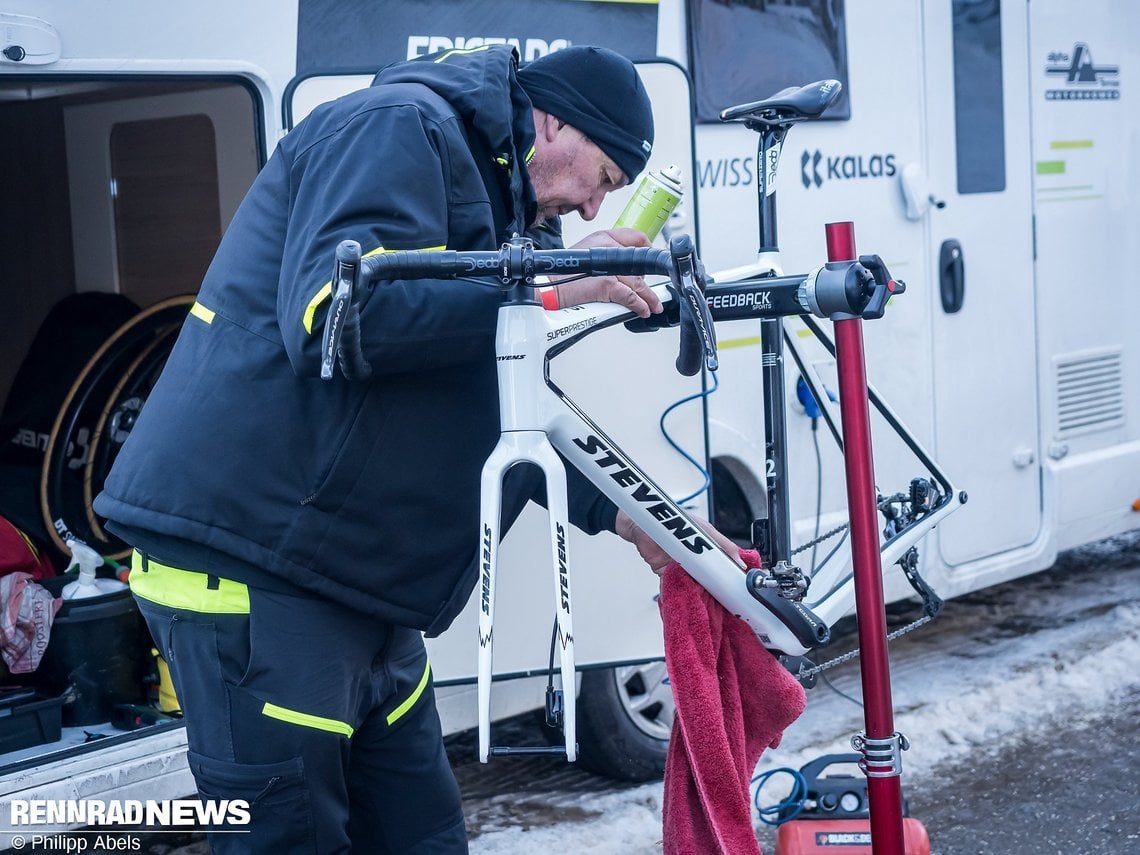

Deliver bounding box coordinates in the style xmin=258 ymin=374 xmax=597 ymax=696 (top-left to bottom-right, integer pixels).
xmin=478 ymin=432 xmax=576 ymax=762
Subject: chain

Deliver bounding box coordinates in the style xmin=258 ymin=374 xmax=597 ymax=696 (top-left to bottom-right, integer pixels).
xmin=779 ymin=481 xmax=945 ymax=685
xmin=791 ymin=522 xmax=849 ymax=556
xmin=794 ymin=612 xmax=935 ymax=680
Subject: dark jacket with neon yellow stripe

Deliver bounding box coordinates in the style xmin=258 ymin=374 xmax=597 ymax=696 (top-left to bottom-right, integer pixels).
xmin=94 ymin=46 xmax=617 ymax=635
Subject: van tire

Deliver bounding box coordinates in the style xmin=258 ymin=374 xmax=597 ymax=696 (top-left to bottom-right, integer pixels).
xmin=574 ymin=664 xmax=673 ymax=782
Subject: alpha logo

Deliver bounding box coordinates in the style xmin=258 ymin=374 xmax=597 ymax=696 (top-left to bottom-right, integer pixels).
xmin=801 ymin=150 xmax=897 ymax=189
xmin=572 ymin=434 xmax=713 ymax=556
xmin=480 ymin=524 xmax=493 ymax=615
xmin=1045 ymin=43 xmax=1120 ymax=100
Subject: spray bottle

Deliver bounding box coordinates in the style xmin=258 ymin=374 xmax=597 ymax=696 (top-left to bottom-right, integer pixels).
xmin=61 ymin=538 xmax=126 ymax=600
xmin=613 ymin=164 xmax=684 ymax=242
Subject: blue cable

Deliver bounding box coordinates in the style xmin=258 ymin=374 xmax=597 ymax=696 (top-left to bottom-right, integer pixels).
xmin=659 ymin=371 xmax=719 ymax=505
xmin=752 ymin=766 xmax=809 ymax=826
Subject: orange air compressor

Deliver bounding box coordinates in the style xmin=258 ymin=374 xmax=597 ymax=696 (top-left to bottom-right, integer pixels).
xmin=769 ymin=754 xmax=930 ymax=855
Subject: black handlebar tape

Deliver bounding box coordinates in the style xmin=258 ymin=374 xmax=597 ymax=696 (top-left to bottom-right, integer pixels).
xmin=674 ymin=298 xmax=701 ymax=376
xmin=337 ymin=301 xmax=372 ymax=381
xmin=361 ymin=250 xmax=477 ymax=283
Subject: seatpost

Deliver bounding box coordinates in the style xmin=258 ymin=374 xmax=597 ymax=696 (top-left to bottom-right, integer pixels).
xmin=756 ymin=125 xmax=785 ymax=253
xmin=756 ymin=124 xmax=793 ymax=569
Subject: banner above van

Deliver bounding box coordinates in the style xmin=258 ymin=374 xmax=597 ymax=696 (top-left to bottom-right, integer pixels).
xmin=296 ymin=0 xmax=659 ymax=75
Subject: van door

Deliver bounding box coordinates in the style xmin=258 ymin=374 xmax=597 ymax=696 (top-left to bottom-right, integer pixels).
xmin=923 ymin=0 xmax=1041 ymax=567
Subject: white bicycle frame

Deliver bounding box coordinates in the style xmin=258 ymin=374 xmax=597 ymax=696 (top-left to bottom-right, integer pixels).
xmin=326 ymin=235 xmax=961 ymax=765
xmin=476 ymin=275 xmax=961 ymax=762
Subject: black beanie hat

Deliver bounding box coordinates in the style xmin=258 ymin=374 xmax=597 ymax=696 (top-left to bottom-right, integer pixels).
xmin=517 ymin=46 xmax=654 ymax=181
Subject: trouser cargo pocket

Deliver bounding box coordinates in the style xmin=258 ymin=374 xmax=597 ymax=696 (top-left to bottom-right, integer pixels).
xmin=188 ymin=750 xmax=317 ymax=855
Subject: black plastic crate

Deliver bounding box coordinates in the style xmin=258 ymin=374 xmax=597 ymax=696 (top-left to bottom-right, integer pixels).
xmin=0 ymin=688 xmax=66 ymax=753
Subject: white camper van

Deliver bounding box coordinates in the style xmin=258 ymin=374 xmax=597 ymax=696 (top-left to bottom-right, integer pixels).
xmin=1 ymin=0 xmax=1137 ymax=839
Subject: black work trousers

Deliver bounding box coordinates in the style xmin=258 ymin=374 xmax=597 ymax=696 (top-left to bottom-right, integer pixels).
xmin=130 ymin=552 xmax=468 ymax=854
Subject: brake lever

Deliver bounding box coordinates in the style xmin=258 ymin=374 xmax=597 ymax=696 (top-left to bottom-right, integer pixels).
xmin=669 ymin=234 xmax=718 ymax=375
xmin=321 ymin=240 xmax=373 ymax=381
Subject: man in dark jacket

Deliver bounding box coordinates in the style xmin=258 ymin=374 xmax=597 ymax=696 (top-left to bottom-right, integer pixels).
xmin=95 ymin=45 xmax=725 ymax=853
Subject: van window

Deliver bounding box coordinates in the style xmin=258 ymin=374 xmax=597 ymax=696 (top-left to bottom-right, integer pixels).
xmin=951 ymin=0 xmax=1006 ymax=193
xmin=110 ymin=114 xmax=222 ymax=305
xmin=687 ymin=0 xmax=851 ymax=122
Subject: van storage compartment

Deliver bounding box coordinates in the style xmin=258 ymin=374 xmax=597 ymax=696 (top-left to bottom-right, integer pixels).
xmin=0 ymin=76 xmax=260 ymax=566
xmin=0 ymin=688 xmax=66 ymax=753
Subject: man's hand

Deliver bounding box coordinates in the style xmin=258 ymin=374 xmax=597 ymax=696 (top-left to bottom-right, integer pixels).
xmin=615 ymin=509 xmax=747 ymax=576
xmin=549 ymin=228 xmax=664 ymax=318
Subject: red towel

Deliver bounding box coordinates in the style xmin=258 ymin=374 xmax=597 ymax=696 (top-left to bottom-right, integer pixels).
xmin=660 ymin=549 xmax=807 ymax=855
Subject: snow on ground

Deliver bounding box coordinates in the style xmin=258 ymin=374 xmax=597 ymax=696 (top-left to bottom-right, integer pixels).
xmin=466 ymin=534 xmax=1140 ymax=853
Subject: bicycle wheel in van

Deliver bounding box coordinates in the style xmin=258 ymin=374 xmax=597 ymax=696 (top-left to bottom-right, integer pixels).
xmin=39 ymin=296 xmax=193 ymax=559
xmin=80 ymin=324 xmax=181 ymax=546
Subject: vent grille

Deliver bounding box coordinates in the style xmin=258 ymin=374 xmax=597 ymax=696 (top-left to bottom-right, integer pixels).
xmin=1055 ymin=349 xmax=1125 ymax=438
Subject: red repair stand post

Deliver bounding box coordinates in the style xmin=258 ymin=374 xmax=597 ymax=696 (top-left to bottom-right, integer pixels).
xmin=825 ymin=221 xmax=907 ymax=855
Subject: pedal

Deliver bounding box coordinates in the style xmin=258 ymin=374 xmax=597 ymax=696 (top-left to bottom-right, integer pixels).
xmin=748 ymin=559 xmax=810 ymax=600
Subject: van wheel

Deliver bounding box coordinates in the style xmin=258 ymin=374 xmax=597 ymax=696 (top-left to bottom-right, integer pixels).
xmin=574 ymin=663 xmax=673 ymax=782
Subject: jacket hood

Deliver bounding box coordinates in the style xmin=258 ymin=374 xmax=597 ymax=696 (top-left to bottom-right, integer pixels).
xmin=373 ymin=45 xmax=538 ymax=233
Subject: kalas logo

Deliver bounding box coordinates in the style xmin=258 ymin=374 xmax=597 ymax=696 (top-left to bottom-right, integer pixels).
xmin=801 ymin=150 xmax=897 ymax=189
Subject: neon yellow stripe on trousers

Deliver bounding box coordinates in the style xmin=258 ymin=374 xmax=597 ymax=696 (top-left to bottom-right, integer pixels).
xmin=387 ymin=660 xmax=432 ymax=725
xmin=261 ymin=702 xmax=355 ymax=738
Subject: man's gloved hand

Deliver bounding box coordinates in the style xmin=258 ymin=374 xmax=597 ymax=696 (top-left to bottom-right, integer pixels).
xmin=615 ymin=509 xmax=747 ymax=576
xmin=549 ymin=228 xmax=665 ymax=318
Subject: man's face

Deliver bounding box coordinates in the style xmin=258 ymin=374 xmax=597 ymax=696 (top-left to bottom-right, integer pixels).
xmin=528 ymin=118 xmax=628 ymax=225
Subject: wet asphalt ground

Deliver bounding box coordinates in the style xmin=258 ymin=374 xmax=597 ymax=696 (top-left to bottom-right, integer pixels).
xmin=906 ymin=687 xmax=1140 ymax=855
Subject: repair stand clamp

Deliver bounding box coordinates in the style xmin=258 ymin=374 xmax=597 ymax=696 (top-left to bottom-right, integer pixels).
xmin=851 ymin=731 xmax=910 ymax=778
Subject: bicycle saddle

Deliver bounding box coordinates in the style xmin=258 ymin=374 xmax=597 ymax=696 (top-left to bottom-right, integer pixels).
xmin=720 ymin=79 xmax=842 ymax=126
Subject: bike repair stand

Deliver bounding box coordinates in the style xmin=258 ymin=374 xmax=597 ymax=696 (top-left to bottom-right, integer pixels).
xmin=828 ymin=220 xmax=908 ymax=855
